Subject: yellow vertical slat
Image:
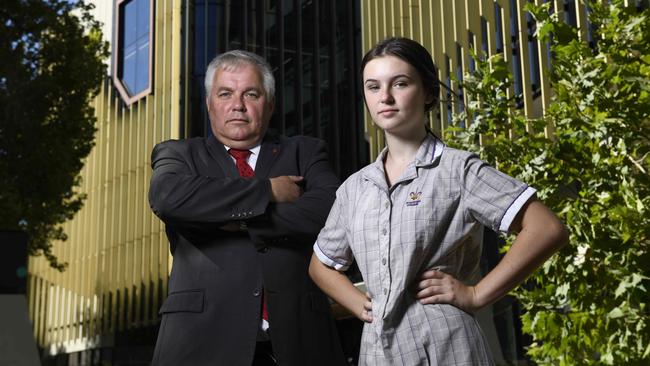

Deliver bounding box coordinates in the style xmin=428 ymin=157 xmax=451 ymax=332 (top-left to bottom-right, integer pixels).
xmin=109 ymin=100 xmax=120 ymax=334
xmin=133 ymin=102 xmax=144 ymax=329
xmin=433 ymin=0 xmax=448 ymax=130
xmin=124 ymin=103 xmax=133 ymax=330
xmin=418 ymin=0 xmax=432 ymax=55
xmin=482 ymin=0 xmax=495 ymax=56
xmin=170 ymin=0 xmax=182 ymax=140
xmin=406 ymin=0 xmax=418 ymax=39
xmin=143 ymin=73 xmax=154 ymax=326
xmin=575 ymin=0 xmax=589 ymax=42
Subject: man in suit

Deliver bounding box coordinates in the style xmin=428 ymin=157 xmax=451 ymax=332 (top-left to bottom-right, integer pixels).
xmin=148 ymin=50 xmax=346 ymax=366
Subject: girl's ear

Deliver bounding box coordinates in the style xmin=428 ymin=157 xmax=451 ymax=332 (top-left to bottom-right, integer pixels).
xmin=425 ymin=93 xmax=435 ymax=105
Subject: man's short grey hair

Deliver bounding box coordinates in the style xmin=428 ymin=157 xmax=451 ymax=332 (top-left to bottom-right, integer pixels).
xmin=204 ymin=50 xmax=276 ymax=101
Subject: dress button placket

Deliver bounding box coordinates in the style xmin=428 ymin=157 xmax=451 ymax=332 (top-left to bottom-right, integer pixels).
xmin=379 ymin=195 xmax=391 ymax=311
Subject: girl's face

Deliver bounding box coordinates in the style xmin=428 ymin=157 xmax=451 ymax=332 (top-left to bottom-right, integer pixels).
xmin=362 ymin=55 xmax=433 ymax=136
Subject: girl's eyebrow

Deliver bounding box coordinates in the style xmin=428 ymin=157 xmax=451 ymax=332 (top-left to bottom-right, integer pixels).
xmin=364 ymin=74 xmax=414 ymax=83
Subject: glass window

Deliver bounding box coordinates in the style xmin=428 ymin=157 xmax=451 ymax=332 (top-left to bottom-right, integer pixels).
xmin=494 ymin=2 xmax=504 ymax=54
xmin=564 ymin=0 xmax=577 ymax=27
xmin=115 ymin=0 xmax=152 ymax=105
xmin=468 ymin=31 xmax=477 ymax=72
xmin=456 ymin=44 xmax=465 ymax=114
xmin=480 ymin=17 xmax=489 ymax=57
xmin=526 ymin=12 xmax=541 ymax=96
xmin=444 ymin=55 xmax=453 ymax=124
xmin=189 ymin=0 xmax=365 ymax=179
xmin=510 ymin=0 xmax=524 ymax=107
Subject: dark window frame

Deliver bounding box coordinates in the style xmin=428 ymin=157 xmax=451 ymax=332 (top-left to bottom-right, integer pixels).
xmin=113 ymin=0 xmax=154 ymax=106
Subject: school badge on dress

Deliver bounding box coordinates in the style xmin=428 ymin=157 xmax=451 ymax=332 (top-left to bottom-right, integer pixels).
xmin=406 ymin=191 xmax=422 ymax=206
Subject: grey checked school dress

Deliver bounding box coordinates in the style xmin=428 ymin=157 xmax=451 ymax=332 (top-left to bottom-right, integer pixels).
xmin=314 ymin=134 xmax=536 ymax=365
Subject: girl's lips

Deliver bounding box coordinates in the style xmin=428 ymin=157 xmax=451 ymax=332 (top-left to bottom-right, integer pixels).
xmin=378 ymin=109 xmax=398 ymax=116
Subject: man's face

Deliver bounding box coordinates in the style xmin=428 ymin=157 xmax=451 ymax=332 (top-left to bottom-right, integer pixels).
xmin=206 ymin=63 xmax=274 ymax=149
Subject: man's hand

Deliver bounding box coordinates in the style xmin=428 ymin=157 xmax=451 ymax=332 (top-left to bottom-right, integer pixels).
xmin=415 ymin=269 xmax=481 ymax=313
xmin=269 ymin=175 xmax=304 ymax=203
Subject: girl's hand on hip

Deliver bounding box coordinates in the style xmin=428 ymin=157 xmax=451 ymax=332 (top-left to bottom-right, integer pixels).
xmin=415 ymin=269 xmax=480 ymax=313
xmin=359 ymin=292 xmax=374 ymax=323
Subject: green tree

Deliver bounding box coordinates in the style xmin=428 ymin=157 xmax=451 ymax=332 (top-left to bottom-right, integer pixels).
xmin=445 ymin=1 xmax=649 ymax=364
xmin=0 ymin=0 xmax=108 ymax=270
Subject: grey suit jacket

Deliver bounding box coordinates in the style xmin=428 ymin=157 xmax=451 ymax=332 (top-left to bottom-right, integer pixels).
xmin=149 ymin=132 xmax=346 ymax=366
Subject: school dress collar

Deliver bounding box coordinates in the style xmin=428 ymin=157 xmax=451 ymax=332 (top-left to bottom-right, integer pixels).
xmin=361 ymin=133 xmax=445 ymax=189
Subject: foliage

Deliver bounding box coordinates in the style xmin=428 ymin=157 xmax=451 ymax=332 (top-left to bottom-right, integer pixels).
xmin=445 ymin=1 xmax=650 ymax=364
xmin=0 ymin=0 xmax=108 ymax=270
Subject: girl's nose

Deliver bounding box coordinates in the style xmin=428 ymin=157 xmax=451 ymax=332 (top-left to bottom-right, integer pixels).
xmin=380 ymin=89 xmax=394 ymax=104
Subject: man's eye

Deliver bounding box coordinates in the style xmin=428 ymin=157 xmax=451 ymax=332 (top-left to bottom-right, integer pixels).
xmin=245 ymin=92 xmax=260 ymax=99
xmin=217 ymin=92 xmax=231 ymax=98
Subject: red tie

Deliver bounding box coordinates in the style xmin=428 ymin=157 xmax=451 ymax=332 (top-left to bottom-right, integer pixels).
xmin=228 ymin=148 xmax=268 ymax=321
xmin=228 ymin=148 xmax=255 ymax=177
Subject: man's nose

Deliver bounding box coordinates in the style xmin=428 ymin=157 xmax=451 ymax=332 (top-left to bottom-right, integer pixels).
xmin=232 ymin=97 xmax=246 ymax=111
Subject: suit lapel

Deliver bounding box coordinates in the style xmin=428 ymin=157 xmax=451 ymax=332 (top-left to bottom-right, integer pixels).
xmin=205 ymin=136 xmax=239 ymax=177
xmin=254 ymin=133 xmax=281 ymax=179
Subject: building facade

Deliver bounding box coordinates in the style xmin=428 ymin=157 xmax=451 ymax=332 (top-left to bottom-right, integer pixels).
xmin=27 ymin=0 xmax=614 ymax=365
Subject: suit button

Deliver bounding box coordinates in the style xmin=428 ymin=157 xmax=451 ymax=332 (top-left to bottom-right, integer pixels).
xmin=253 ymin=289 xmax=261 ymax=297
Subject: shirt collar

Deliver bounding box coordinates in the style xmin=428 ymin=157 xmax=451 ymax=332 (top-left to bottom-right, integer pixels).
xmin=363 ymin=133 xmax=445 ymax=187
xmin=373 ymin=133 xmax=444 ymax=166
xmin=224 ymin=144 xmax=261 ymax=156
xmin=224 ymin=144 xmax=261 ymax=170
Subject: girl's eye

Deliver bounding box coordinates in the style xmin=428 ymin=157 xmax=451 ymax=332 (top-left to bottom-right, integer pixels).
xmin=366 ymin=84 xmax=379 ymax=91
xmin=394 ymin=81 xmax=407 ymax=88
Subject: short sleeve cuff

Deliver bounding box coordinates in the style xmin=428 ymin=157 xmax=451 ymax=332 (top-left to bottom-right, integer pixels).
xmin=498 ymin=186 xmax=537 ymax=233
xmin=313 ymin=243 xmax=350 ymax=271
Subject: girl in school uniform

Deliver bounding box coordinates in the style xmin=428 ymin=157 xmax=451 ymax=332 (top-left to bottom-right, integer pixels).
xmin=309 ymin=37 xmax=568 ymax=365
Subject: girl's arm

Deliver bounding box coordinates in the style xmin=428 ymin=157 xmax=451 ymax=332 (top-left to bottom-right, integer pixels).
xmin=309 ymin=254 xmax=373 ymax=322
xmin=416 ymin=199 xmax=568 ymax=312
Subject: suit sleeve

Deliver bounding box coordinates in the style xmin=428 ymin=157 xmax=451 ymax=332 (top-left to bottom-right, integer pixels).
xmin=247 ymin=139 xmax=340 ymax=245
xmin=148 ymin=140 xmax=272 ymax=227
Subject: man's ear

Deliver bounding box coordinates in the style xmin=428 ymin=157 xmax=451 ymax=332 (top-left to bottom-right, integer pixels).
xmin=268 ymin=97 xmax=275 ymax=114
xmin=205 ymin=96 xmax=211 ymax=112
